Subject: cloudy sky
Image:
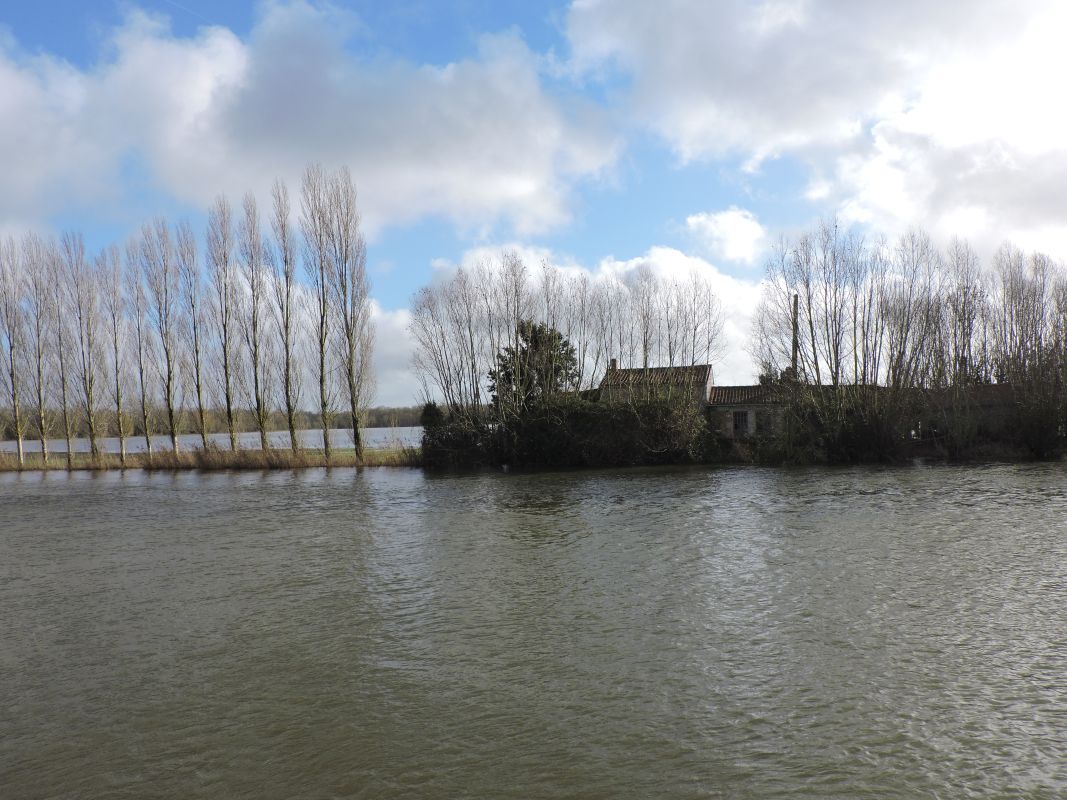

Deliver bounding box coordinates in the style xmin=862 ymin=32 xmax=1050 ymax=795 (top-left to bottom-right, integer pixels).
xmin=3 ymin=0 xmax=1066 ymax=403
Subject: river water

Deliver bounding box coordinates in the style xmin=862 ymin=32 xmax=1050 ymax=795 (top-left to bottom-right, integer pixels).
xmin=2 ymin=464 xmax=1065 ymax=798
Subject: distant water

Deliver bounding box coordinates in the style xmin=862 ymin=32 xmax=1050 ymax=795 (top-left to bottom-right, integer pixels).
xmin=0 ymin=425 xmax=422 ymax=454
xmin=2 ymin=463 xmax=1066 ymax=798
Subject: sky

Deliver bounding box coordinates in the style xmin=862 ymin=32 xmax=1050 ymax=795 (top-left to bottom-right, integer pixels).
xmin=3 ymin=0 xmax=1067 ymax=404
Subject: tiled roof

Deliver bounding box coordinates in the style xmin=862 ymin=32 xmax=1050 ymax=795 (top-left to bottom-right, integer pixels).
xmin=708 ymin=382 xmax=1023 ymax=407
xmin=708 ymin=385 xmax=782 ymax=405
xmin=599 ymin=364 xmax=713 ymax=388
xmin=924 ymin=383 xmax=1020 ymax=408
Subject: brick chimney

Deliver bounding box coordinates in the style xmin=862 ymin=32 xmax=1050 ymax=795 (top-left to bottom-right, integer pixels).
xmin=609 ymin=357 xmax=617 ymax=371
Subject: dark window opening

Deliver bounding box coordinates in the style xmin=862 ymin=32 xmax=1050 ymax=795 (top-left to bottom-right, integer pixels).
xmin=733 ymin=410 xmax=749 ymax=436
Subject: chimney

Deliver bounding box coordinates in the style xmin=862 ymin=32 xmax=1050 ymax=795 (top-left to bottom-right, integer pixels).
xmin=609 ymin=357 xmax=617 ymax=371
xmin=790 ymin=293 xmax=799 ymax=377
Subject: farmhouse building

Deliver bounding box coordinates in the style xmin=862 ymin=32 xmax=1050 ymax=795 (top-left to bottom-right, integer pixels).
xmin=597 ymin=358 xmax=787 ymax=440
xmin=598 ymin=360 xmax=715 ymax=406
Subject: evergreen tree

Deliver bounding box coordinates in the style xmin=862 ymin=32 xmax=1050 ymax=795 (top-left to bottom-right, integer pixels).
xmin=489 ymin=320 xmax=578 ymax=414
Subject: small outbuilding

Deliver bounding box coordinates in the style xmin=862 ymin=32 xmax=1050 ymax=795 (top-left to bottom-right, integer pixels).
xmin=707 ymin=385 xmax=785 ymax=439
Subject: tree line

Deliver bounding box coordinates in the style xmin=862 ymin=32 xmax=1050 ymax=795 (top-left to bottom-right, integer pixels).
xmin=0 ymin=164 xmax=372 ymax=468
xmin=412 ymin=221 xmax=1067 ymax=466
xmin=410 ymin=252 xmax=725 ymax=424
xmin=410 ymin=254 xmax=727 ymax=467
xmin=753 ymin=221 xmax=1067 ymax=460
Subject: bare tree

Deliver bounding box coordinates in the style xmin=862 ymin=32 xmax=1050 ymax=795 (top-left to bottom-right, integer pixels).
xmin=410 ymin=250 xmax=724 ymax=422
xmin=208 ymin=196 xmax=239 ymax=451
xmin=0 ymin=236 xmax=27 ymax=466
xmin=65 ymin=233 xmax=104 ymax=460
xmin=301 ymin=164 xmax=336 ymax=460
xmin=271 ymin=179 xmax=302 ymax=453
xmin=140 ymin=219 xmax=183 ymax=451
xmin=755 ymin=222 xmax=873 ymax=388
xmin=239 ymin=192 xmax=272 ymax=451
xmin=177 ymin=219 xmax=209 ymax=449
xmin=23 ymin=234 xmax=53 ymax=462
xmin=944 ymin=238 xmax=987 ymax=385
xmin=49 ymin=241 xmax=76 ymax=467
xmin=411 ymin=284 xmax=462 ymax=410
xmin=883 ymin=229 xmax=941 ymax=390
xmin=126 ymin=243 xmax=155 ymax=457
xmin=564 ymin=271 xmax=595 ymax=388
xmin=630 ymin=267 xmax=657 ymax=373
xmin=101 ymin=245 xmax=130 ymax=466
xmin=326 ymin=167 xmax=373 ymax=457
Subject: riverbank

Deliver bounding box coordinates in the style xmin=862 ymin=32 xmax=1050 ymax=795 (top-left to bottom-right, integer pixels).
xmin=0 ymin=446 xmax=422 ymax=472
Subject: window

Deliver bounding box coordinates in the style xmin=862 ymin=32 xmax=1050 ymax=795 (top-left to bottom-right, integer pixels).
xmin=733 ymin=410 xmax=749 ymax=436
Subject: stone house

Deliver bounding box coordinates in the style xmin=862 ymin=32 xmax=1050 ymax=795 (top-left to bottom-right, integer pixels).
xmin=597 ymin=360 xmax=791 ymax=439
xmin=598 ymin=360 xmax=715 ymax=408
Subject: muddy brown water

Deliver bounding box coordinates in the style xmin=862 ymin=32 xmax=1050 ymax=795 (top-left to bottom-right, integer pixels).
xmin=2 ymin=463 xmax=1065 ymax=798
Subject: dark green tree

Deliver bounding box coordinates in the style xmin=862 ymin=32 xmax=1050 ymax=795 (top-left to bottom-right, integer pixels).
xmin=419 ymin=400 xmax=445 ymax=430
xmin=489 ymin=320 xmax=579 ymax=414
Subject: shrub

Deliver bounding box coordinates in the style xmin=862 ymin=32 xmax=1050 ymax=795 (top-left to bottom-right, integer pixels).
xmin=422 ymin=397 xmax=712 ymax=470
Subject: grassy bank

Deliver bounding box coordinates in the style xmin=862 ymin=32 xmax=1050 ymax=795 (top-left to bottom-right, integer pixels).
xmin=0 ymin=445 xmax=422 ymax=472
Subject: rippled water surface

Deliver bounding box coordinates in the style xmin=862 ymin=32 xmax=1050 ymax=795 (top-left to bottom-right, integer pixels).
xmin=2 ymin=464 xmax=1066 ymax=798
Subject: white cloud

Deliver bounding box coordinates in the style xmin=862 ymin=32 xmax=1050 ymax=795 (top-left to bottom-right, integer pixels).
xmin=0 ymin=2 xmax=618 ymax=237
xmin=567 ymin=0 xmax=1067 ymax=260
xmin=370 ymin=302 xmax=421 ymax=406
xmin=432 ymin=242 xmax=573 ymax=272
xmin=566 ymin=0 xmax=1027 ymax=163
xmin=686 ymin=207 xmax=766 ymax=264
xmin=423 ymin=242 xmax=763 ymax=387
xmin=589 ymin=246 xmax=762 ymax=384
xmin=827 ymin=3 xmax=1067 ymax=256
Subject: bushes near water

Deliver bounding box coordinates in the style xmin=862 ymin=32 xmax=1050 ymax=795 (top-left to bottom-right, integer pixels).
xmin=422 ymin=398 xmax=726 ymax=469
xmin=421 ymin=382 xmax=1067 ymax=471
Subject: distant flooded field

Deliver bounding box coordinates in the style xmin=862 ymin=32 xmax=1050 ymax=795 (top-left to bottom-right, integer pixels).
xmin=2 ymin=464 xmax=1065 ymax=798
xmin=0 ymin=425 xmax=422 ymax=455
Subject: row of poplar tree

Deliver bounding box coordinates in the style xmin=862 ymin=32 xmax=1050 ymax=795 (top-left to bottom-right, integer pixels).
xmin=0 ymin=164 xmax=373 ymax=467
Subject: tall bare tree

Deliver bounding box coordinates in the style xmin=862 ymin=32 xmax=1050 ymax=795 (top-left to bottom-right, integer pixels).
xmin=23 ymin=234 xmax=53 ymax=462
xmin=0 ymin=237 xmax=27 ymax=466
xmin=271 ymin=179 xmax=302 ymax=453
xmin=410 ymin=250 xmax=724 ymax=420
xmin=177 ymin=219 xmax=209 ymax=449
xmin=941 ymin=238 xmax=986 ymax=385
xmin=239 ymin=192 xmax=272 ymax=451
xmin=65 ymin=233 xmax=104 ymax=460
xmin=301 ymin=164 xmax=335 ymax=460
xmin=126 ymin=243 xmax=154 ymax=457
xmin=326 ymin=167 xmax=373 ymax=457
xmin=140 ymin=219 xmax=182 ymax=451
xmin=208 ymin=196 xmax=239 ymax=451
xmin=101 ymin=245 xmax=130 ymax=466
xmin=49 ymin=241 xmax=75 ymax=467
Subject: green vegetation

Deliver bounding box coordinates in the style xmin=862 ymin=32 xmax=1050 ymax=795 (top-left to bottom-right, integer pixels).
xmin=422 ymin=320 xmax=719 ymax=469
xmin=422 ymin=397 xmax=714 ymax=469
xmin=488 ymin=320 xmax=580 ymax=411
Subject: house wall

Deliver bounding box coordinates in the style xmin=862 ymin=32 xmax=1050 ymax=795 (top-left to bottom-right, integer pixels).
xmin=712 ymin=405 xmax=783 ymax=439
